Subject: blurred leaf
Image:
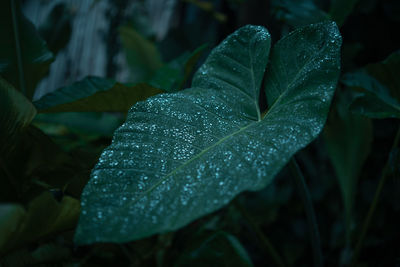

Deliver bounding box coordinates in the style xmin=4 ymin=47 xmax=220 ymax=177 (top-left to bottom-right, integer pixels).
xmin=329 ymin=0 xmax=360 ymax=26
xmin=119 ymin=24 xmax=163 ymax=82
xmin=150 ymin=44 xmax=208 ymax=92
xmin=271 ymin=0 xmax=329 ymax=27
xmin=0 ymin=0 xmax=54 ymax=99
xmin=342 ymin=51 xmax=400 ymax=119
xmin=0 ymin=192 xmax=80 ymax=254
xmin=0 ymin=126 xmax=85 ymax=203
xmin=39 ymin=3 xmax=73 ymax=54
xmin=0 ymin=204 xmax=26 ymax=252
xmin=30 ymin=243 xmax=71 ymax=263
xmin=34 ymin=112 xmax=124 ymax=137
xmin=324 ymin=90 xmax=372 ymax=242
xmin=175 ymin=231 xmax=253 ymax=267
xmin=183 ymin=0 xmax=227 ymax=23
xmin=33 ymin=76 xmax=163 ymax=113
xmin=365 ymin=50 xmax=400 ymax=100
xmin=0 ymin=77 xmax=36 ymax=155
xmin=74 ymin=22 xmax=341 ymax=244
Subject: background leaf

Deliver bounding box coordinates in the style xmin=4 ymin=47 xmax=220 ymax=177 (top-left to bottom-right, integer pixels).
xmin=0 ymin=0 xmax=54 ymax=99
xmin=271 ymin=0 xmax=329 ymax=28
xmin=75 ymin=22 xmax=341 ymax=245
xmin=329 ymin=0 xmax=360 ymax=26
xmin=0 ymin=204 xmax=26 ymax=252
xmin=119 ymin=24 xmax=163 ymax=82
xmin=0 ymin=192 xmax=80 ymax=254
xmin=0 ymin=77 xmax=36 ymax=155
xmin=324 ymin=89 xmax=372 ymax=242
xmin=174 ymin=231 xmax=253 ymax=267
xmin=342 ymin=51 xmax=400 ymax=119
xmin=33 ymin=76 xmax=162 ymax=113
xmin=150 ymin=44 xmax=208 ymax=92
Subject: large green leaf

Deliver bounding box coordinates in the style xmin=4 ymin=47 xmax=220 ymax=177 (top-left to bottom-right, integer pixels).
xmin=33 ymin=76 xmax=162 ymax=113
xmin=0 ymin=1 xmax=54 ymax=99
xmin=0 ymin=77 xmax=36 ymax=155
xmin=75 ymin=22 xmax=341 ymax=244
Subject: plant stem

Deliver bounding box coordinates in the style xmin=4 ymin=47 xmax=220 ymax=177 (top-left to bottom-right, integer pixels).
xmin=11 ymin=0 xmax=27 ymax=97
xmin=351 ymin=126 xmax=400 ymax=266
xmin=289 ymin=158 xmax=323 ymax=267
xmin=234 ymin=200 xmax=286 ymax=267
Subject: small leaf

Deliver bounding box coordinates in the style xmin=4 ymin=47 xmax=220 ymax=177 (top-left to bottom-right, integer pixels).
xmin=33 ymin=76 xmax=162 ymax=113
xmin=272 ymin=0 xmax=330 ymax=27
xmin=343 ymin=72 xmax=400 ymax=118
xmin=324 ymin=90 xmax=372 ymax=241
xmin=174 ymin=231 xmax=253 ymax=267
xmin=342 ymin=51 xmax=400 ymax=119
xmin=119 ymin=25 xmax=163 ymax=82
xmin=0 ymin=1 xmax=54 ymax=99
xmin=150 ymin=44 xmax=208 ymax=92
xmin=38 ymin=3 xmax=73 ymax=54
xmin=0 ymin=204 xmax=26 ymax=252
xmin=329 ymin=0 xmax=360 ymax=26
xmin=0 ymin=77 xmax=36 ymax=155
xmin=75 ymin=22 xmax=341 ymax=244
xmin=0 ymin=192 xmax=80 ymax=253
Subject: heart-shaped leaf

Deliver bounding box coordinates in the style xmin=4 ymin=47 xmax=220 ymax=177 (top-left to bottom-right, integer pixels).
xmin=75 ymin=22 xmax=341 ymax=245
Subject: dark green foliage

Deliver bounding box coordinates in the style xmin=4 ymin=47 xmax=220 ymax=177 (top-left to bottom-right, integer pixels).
xmin=0 ymin=0 xmax=53 ymax=99
xmin=0 ymin=0 xmax=399 ymax=266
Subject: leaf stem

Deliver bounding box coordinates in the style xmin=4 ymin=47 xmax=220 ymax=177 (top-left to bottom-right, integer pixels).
xmin=11 ymin=0 xmax=27 ymax=97
xmin=234 ymin=200 xmax=286 ymax=267
xmin=289 ymin=158 xmax=323 ymax=267
xmin=351 ymin=125 xmax=400 ymax=266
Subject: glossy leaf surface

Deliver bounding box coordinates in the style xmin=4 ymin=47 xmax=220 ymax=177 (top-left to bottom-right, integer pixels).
xmin=0 ymin=1 xmax=54 ymax=99
xmin=75 ymin=22 xmax=341 ymax=244
xmin=0 ymin=77 xmax=36 ymax=155
xmin=33 ymin=76 xmax=162 ymax=113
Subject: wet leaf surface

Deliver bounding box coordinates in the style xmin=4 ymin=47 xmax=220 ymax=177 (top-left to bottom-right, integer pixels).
xmin=75 ymin=22 xmax=341 ymax=244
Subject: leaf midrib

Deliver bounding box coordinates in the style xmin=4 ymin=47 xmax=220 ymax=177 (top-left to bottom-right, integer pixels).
xmin=112 ymin=118 xmax=259 ymax=215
